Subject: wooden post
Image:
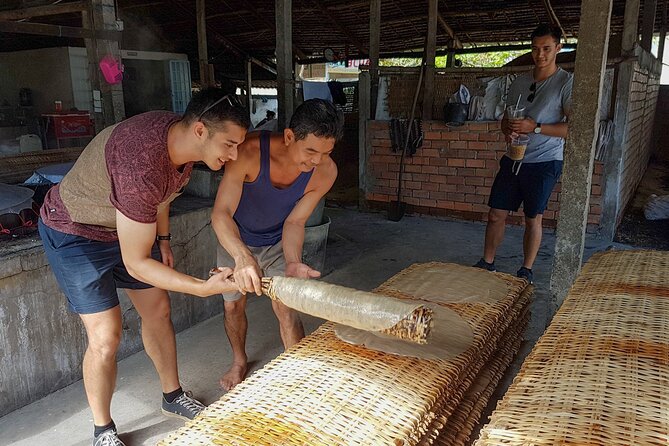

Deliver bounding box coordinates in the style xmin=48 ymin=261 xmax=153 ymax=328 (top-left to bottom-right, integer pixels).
xmin=196 ymin=0 xmax=213 ymax=87
xmin=82 ymin=11 xmax=103 ymax=133
xmin=86 ymin=0 xmax=125 ymax=128
xmin=446 ymin=50 xmax=455 ymax=67
xmin=422 ymin=0 xmax=438 ymax=120
xmin=276 ymin=0 xmax=293 ymax=130
xmin=659 ymin=0 xmax=667 ymax=62
xmin=369 ymin=0 xmax=381 ymax=119
xmin=550 ymin=0 xmax=613 ymax=312
xmin=641 ymin=0 xmax=658 ymax=52
xmin=246 ymin=58 xmax=253 ymax=121
xmin=358 ymin=71 xmax=371 ymax=209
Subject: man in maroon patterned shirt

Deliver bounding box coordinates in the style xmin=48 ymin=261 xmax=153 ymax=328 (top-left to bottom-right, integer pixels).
xmin=38 ymin=89 xmax=249 ymax=446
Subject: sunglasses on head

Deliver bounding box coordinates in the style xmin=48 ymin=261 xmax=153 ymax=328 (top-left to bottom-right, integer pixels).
xmin=198 ymin=94 xmax=242 ymax=121
xmin=528 ymin=82 xmax=536 ymax=103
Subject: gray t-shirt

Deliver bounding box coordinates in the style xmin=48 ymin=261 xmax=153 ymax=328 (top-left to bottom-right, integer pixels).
xmin=507 ymin=67 xmax=573 ymax=163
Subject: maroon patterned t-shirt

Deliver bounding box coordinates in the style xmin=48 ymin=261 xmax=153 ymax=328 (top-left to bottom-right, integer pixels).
xmin=41 ymin=111 xmax=193 ymax=242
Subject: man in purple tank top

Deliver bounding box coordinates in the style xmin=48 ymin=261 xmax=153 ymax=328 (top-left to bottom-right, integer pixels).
xmin=38 ymin=89 xmax=248 ymax=446
xmin=212 ymin=99 xmax=344 ymax=390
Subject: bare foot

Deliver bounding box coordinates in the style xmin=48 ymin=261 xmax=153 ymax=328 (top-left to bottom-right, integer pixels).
xmin=219 ymin=363 xmax=248 ymax=391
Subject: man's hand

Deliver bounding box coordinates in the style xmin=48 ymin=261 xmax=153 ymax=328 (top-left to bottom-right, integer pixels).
xmin=285 ymin=262 xmax=321 ymax=279
xmin=508 ymin=117 xmax=537 ymax=135
xmin=158 ymin=239 xmax=174 ymax=268
xmin=202 ymin=267 xmax=240 ymax=296
xmin=234 ymin=255 xmax=263 ymax=296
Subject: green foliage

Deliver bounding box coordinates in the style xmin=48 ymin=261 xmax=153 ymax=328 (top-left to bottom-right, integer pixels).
xmin=379 ymin=58 xmax=421 ymax=67
xmin=380 ymin=50 xmax=528 ymax=68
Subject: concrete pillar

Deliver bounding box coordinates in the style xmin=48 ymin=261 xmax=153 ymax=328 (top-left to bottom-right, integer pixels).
xmin=641 ymin=0 xmax=658 ymax=52
xmin=622 ymin=0 xmax=641 ymax=55
xmin=422 ymin=0 xmax=438 ymax=120
xmin=85 ymin=0 xmax=125 ymax=128
xmin=276 ymin=0 xmax=293 ymax=130
xmin=550 ymin=0 xmax=613 ymax=312
xmin=358 ymin=71 xmax=371 ymax=209
xmin=369 ymin=0 xmax=380 ymax=119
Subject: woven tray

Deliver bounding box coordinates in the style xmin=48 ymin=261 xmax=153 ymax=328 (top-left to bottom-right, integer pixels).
xmin=436 ymin=314 xmax=527 ymax=446
xmin=159 ymin=263 xmax=530 ymax=446
xmin=474 ymin=250 xmax=669 ymax=446
xmin=418 ymin=292 xmax=532 ymax=446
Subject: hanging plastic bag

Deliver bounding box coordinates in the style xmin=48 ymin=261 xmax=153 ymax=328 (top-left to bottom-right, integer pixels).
xmin=99 ymin=55 xmax=123 ymax=85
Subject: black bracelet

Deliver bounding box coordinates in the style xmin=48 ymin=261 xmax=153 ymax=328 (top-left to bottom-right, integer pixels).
xmin=156 ymin=233 xmax=172 ymax=241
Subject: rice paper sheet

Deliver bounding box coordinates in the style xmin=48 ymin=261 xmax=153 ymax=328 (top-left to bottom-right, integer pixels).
xmin=266 ymin=276 xmax=427 ymax=332
xmin=380 ymin=263 xmax=511 ymax=304
xmin=334 ymin=304 xmax=474 ymax=360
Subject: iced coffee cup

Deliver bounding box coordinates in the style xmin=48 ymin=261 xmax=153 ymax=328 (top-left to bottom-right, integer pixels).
xmin=508 ymin=134 xmax=529 ymax=161
xmin=506 ymin=105 xmax=525 ymax=121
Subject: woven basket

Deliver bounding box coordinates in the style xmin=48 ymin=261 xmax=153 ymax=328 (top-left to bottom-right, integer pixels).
xmin=474 ymin=250 xmax=669 ymax=446
xmin=159 ymin=263 xmax=531 ymax=446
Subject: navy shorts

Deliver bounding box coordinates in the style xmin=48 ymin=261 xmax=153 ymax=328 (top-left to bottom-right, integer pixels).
xmin=39 ymin=220 xmax=160 ymax=314
xmin=488 ymin=156 xmax=563 ymax=218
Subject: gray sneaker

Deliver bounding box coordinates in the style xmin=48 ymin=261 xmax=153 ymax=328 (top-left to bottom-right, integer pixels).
xmin=93 ymin=429 xmax=126 ymax=446
xmin=161 ymin=390 xmax=206 ymax=421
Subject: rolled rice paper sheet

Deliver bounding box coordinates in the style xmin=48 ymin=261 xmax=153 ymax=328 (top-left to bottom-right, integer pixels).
xmin=263 ymin=277 xmax=432 ymax=343
xmin=334 ymin=304 xmax=475 ymax=360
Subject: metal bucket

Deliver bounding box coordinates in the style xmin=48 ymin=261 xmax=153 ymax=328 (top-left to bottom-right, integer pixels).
xmin=303 ymin=215 xmax=330 ymax=273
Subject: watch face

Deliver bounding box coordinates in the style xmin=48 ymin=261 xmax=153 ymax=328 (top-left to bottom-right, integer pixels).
xmin=534 ymin=126 xmax=541 ymax=134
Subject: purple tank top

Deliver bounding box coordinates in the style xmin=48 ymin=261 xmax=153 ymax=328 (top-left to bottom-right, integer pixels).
xmin=234 ymin=131 xmax=314 ymax=247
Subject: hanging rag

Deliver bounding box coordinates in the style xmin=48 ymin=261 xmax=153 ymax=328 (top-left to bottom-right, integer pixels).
xmin=388 ymin=118 xmax=423 ymax=156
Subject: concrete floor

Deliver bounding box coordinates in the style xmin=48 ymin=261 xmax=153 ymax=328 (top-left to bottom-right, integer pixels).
xmin=0 ymin=207 xmax=630 ymax=446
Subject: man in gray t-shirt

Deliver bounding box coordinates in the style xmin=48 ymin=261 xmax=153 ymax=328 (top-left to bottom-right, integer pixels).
xmin=474 ymin=24 xmax=573 ymax=284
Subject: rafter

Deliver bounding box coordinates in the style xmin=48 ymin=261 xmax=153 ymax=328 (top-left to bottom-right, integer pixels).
xmin=164 ymin=0 xmax=276 ymax=75
xmin=0 ymin=19 xmax=120 ymax=40
xmin=238 ymin=0 xmax=307 ymax=60
xmin=541 ymin=0 xmax=568 ymax=40
xmin=312 ymin=0 xmax=367 ymax=55
xmin=0 ymin=1 xmax=87 ymax=21
xmin=437 ymin=13 xmax=462 ymax=48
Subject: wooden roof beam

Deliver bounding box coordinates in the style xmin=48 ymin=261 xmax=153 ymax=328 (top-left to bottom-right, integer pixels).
xmin=0 ymin=0 xmax=87 ymax=21
xmin=541 ymin=0 xmax=568 ymax=40
xmin=312 ymin=0 xmax=367 ymax=55
xmin=164 ymin=0 xmax=277 ymax=75
xmin=0 ymin=19 xmax=120 ymax=40
xmin=238 ymin=0 xmax=307 ymax=60
xmin=437 ymin=12 xmax=462 ymax=48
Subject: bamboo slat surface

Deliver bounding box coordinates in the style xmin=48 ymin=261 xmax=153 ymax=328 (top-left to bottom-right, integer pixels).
xmin=159 ymin=263 xmax=531 ymax=446
xmin=474 ymin=250 xmax=669 ymax=446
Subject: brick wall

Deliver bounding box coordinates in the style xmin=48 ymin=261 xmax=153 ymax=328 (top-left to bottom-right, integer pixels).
xmin=618 ymin=63 xmax=660 ymax=221
xmin=366 ymin=120 xmax=603 ymax=230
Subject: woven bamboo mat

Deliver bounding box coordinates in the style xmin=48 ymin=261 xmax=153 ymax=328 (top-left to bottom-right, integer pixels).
xmin=159 ymin=263 xmax=530 ymax=446
xmin=417 ymin=291 xmax=531 ymax=446
xmin=436 ymin=315 xmax=526 ymax=446
xmin=474 ymin=250 xmax=669 ymax=446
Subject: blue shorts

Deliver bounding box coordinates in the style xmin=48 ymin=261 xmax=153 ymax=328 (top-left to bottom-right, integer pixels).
xmin=38 ymin=220 xmax=160 ymax=314
xmin=488 ymin=156 xmax=563 ymax=218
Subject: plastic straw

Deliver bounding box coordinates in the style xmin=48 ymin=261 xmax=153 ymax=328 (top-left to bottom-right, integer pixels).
xmin=514 ymin=94 xmax=522 ymax=117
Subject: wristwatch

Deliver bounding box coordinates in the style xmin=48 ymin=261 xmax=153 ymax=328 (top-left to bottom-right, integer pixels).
xmin=533 ymin=123 xmax=542 ymax=134
xmin=156 ymin=233 xmax=172 ymax=241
